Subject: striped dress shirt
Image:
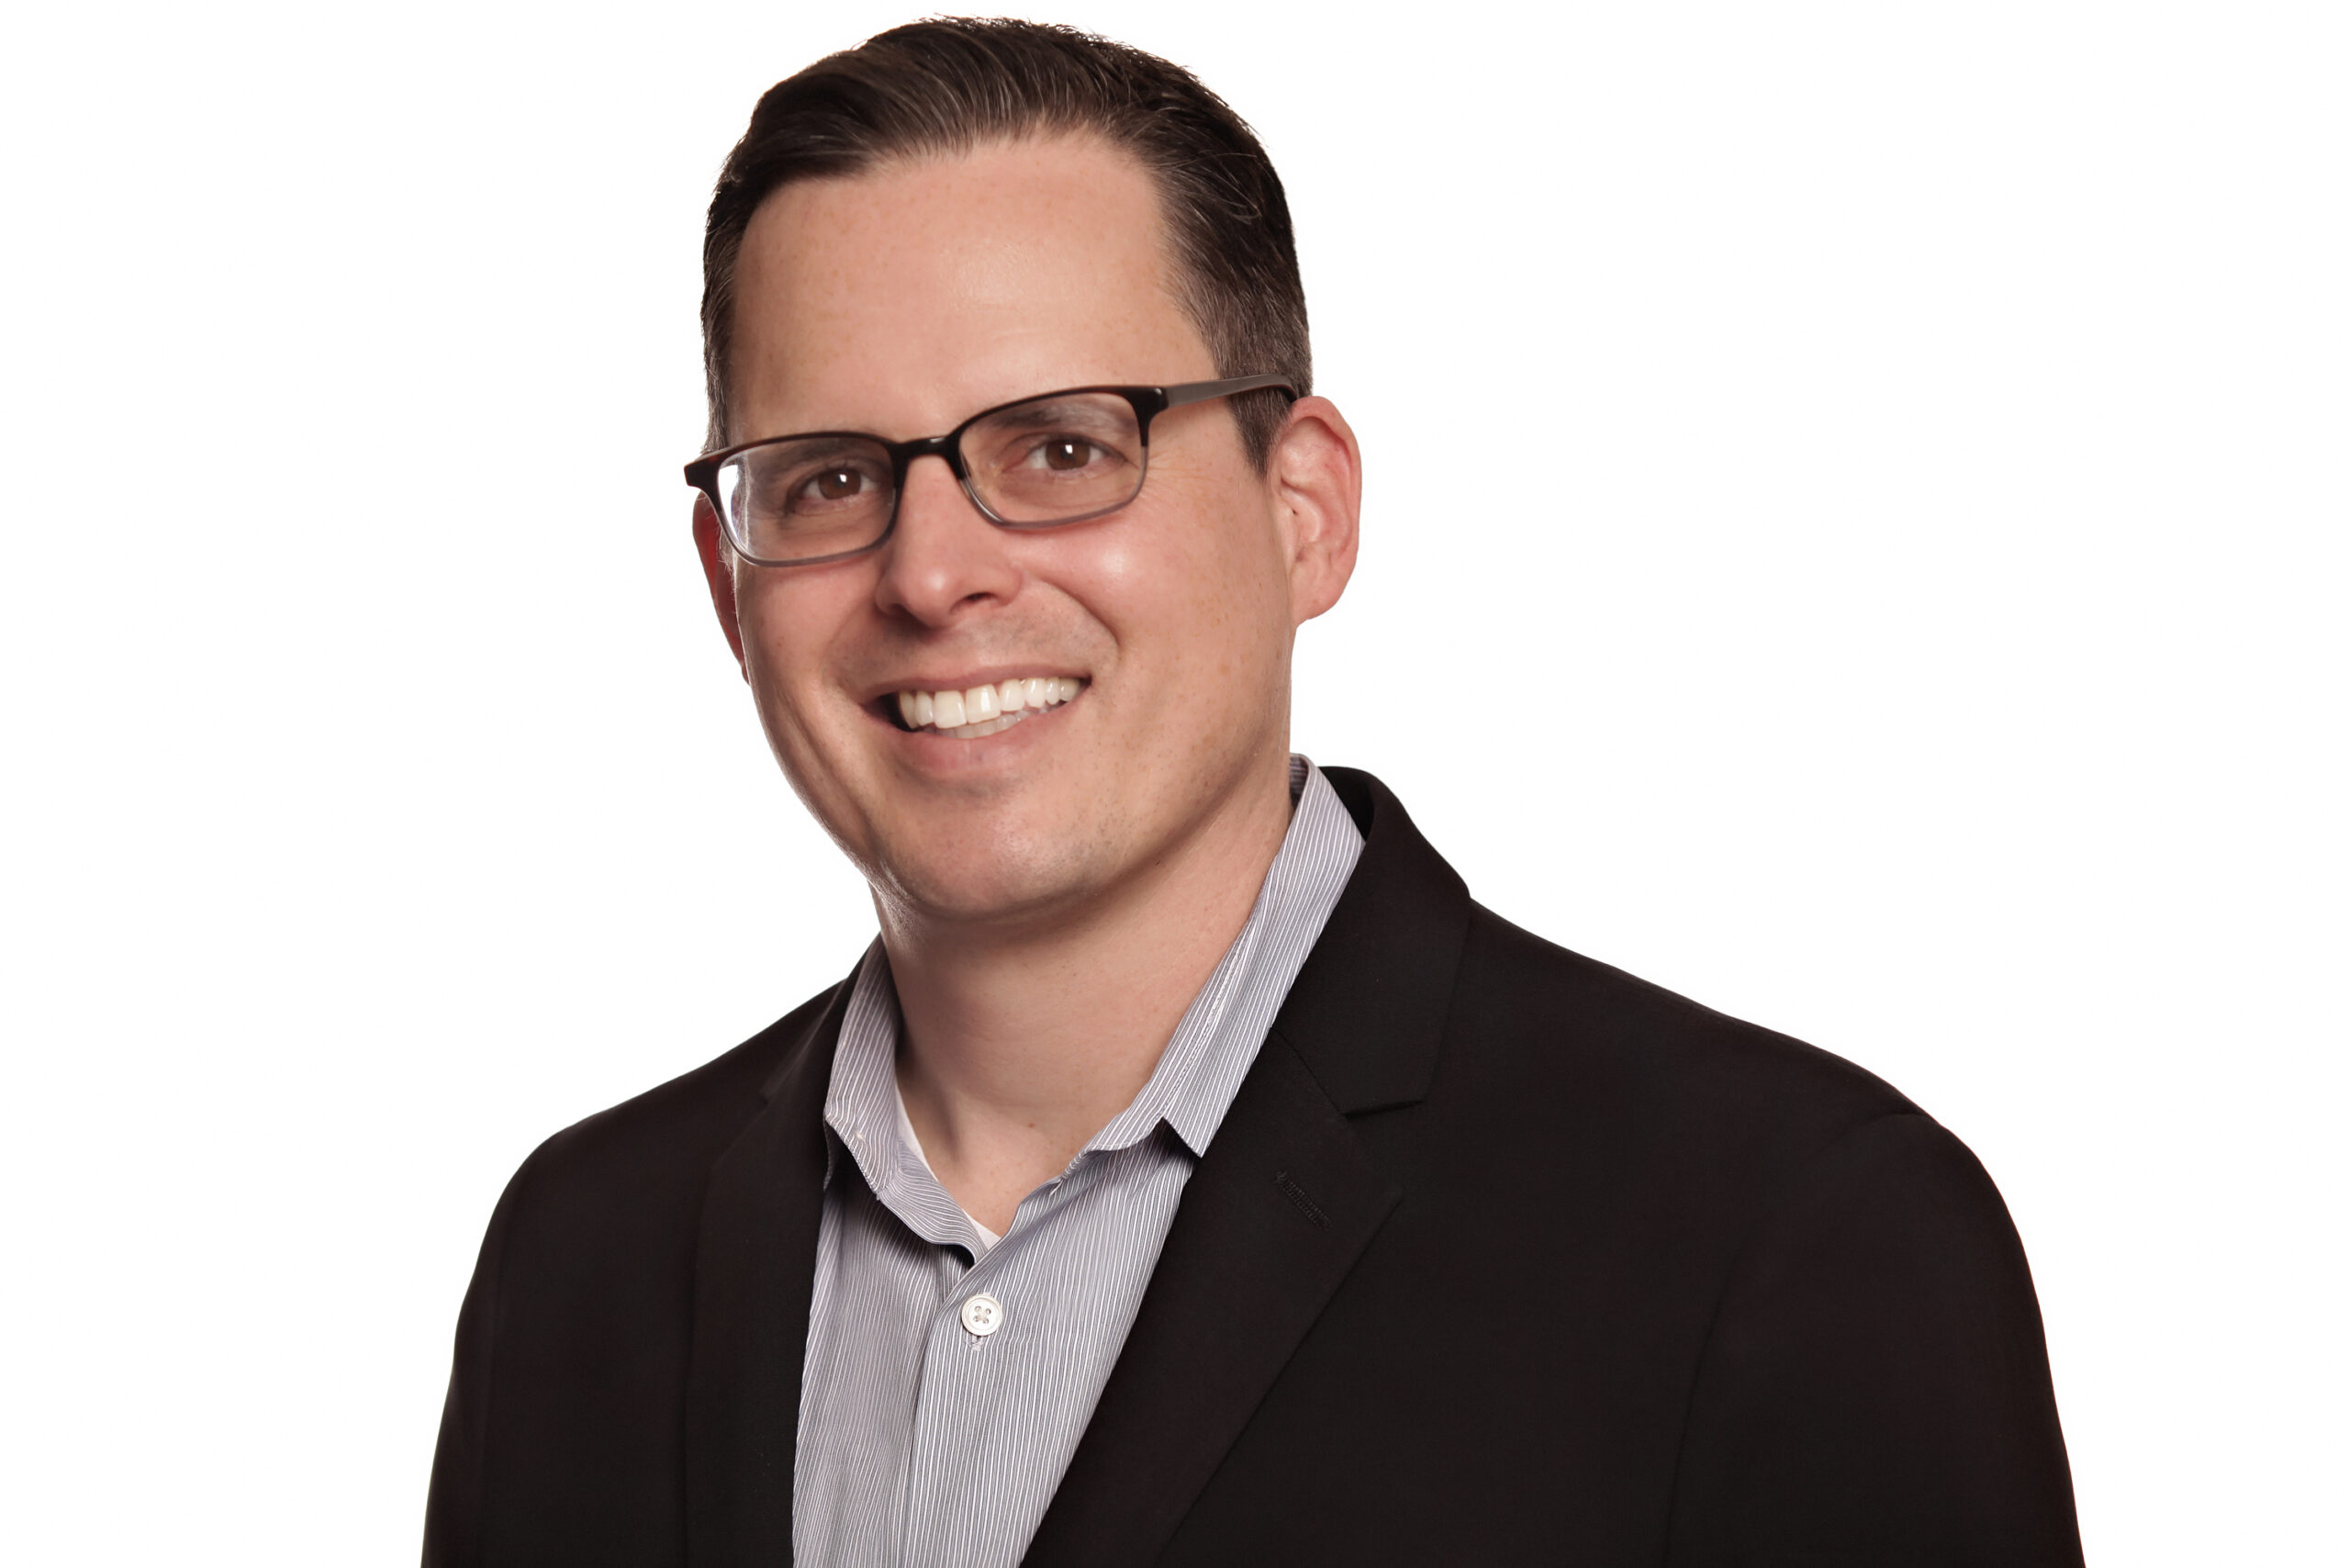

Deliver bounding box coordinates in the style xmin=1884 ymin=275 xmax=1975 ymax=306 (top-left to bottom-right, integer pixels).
xmin=793 ymin=756 xmax=1365 ymax=1567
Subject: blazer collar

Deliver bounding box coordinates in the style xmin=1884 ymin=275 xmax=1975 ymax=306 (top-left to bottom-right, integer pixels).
xmin=1275 ymin=765 xmax=1472 ymax=1114
xmin=1022 ymin=767 xmax=1472 ymax=1566
xmin=684 ymin=974 xmax=850 ymax=1567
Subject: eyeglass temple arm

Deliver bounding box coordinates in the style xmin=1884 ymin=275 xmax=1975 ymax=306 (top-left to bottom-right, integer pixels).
xmin=1158 ymin=373 xmax=1296 ymax=409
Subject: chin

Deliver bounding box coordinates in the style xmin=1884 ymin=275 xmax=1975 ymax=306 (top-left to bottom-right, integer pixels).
xmin=867 ymin=817 xmax=1111 ymax=927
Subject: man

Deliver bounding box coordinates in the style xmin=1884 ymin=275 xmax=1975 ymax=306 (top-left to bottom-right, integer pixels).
xmin=427 ymin=19 xmax=2082 ymax=1566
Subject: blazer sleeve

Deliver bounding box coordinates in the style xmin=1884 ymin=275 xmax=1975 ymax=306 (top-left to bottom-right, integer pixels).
xmin=422 ymin=1153 xmax=532 ymax=1568
xmin=1665 ymin=1111 xmax=2085 ymax=1566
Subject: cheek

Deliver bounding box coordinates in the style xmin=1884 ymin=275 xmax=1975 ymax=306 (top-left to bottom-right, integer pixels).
xmin=735 ymin=574 xmax=856 ymax=741
xmin=1067 ymin=473 xmax=1289 ymax=648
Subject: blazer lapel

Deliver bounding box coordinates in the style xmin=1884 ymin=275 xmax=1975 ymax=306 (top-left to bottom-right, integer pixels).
xmin=1023 ymin=768 xmax=1472 ymax=1567
xmin=683 ymin=977 xmax=849 ymax=1567
xmin=1020 ymin=1037 xmax=1398 ymax=1568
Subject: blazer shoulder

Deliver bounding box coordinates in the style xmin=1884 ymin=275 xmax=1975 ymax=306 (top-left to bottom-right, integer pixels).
xmin=501 ymin=978 xmax=846 ymax=1225
xmin=426 ymin=983 xmax=847 ymax=1565
xmin=1441 ymin=902 xmax=1923 ymax=1171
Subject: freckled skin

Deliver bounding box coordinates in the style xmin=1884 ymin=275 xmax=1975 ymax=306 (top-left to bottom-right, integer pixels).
xmin=713 ymin=139 xmax=1303 ymax=933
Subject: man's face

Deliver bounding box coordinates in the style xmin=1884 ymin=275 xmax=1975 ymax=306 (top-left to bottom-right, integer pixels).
xmin=707 ymin=137 xmax=1341 ymax=930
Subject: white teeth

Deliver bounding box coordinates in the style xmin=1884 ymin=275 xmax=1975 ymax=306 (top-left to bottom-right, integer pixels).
xmin=894 ymin=676 xmax=1081 ymax=736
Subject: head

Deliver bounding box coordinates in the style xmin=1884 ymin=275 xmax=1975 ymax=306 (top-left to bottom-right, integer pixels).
xmin=692 ymin=19 xmax=1360 ymax=938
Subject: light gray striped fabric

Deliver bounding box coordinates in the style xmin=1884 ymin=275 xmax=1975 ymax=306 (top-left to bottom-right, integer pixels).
xmin=793 ymin=756 xmax=1365 ymax=1567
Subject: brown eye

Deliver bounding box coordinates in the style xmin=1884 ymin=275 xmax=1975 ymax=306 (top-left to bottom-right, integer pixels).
xmin=1042 ymin=439 xmax=1093 ymax=471
xmin=811 ymin=468 xmax=864 ymax=500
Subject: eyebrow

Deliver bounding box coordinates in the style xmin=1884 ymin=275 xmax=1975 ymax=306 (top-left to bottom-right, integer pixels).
xmin=763 ymin=432 xmax=890 ymax=459
xmin=983 ymin=397 xmax=1126 ymax=431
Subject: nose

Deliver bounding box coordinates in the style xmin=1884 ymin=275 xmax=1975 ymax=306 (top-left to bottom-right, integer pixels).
xmin=872 ymin=452 xmax=1023 ymax=627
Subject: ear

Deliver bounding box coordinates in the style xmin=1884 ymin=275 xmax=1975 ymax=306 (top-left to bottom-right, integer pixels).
xmin=692 ymin=495 xmax=750 ymax=678
xmin=1266 ymin=395 xmax=1362 ymax=626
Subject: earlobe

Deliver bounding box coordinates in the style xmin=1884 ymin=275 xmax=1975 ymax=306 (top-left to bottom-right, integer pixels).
xmin=692 ymin=497 xmax=750 ymax=678
xmin=1270 ymin=396 xmax=1363 ymax=626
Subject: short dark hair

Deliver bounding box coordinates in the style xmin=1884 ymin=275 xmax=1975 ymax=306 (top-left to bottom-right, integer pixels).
xmin=699 ymin=17 xmax=1310 ymax=467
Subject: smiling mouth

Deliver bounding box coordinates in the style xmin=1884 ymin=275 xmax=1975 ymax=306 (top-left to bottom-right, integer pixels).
xmin=883 ymin=676 xmax=1084 ymax=739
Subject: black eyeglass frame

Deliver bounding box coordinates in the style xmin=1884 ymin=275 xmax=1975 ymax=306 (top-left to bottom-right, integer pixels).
xmin=684 ymin=373 xmax=1296 ymax=568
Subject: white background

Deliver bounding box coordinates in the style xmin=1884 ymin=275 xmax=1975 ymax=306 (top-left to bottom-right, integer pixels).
xmin=3 ymin=2 xmax=2342 ymax=1560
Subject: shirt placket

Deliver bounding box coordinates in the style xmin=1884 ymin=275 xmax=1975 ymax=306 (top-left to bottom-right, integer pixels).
xmin=894 ymin=1149 xmax=1120 ymax=1566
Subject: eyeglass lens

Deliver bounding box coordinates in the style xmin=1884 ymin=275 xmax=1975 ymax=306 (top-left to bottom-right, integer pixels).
xmin=715 ymin=390 xmax=1147 ymax=564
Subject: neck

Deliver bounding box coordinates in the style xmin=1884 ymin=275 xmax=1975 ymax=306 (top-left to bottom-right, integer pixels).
xmin=879 ymin=748 xmax=1295 ymax=1232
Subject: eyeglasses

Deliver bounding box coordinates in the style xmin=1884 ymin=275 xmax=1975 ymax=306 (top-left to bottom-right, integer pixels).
xmin=684 ymin=374 xmax=1294 ymax=567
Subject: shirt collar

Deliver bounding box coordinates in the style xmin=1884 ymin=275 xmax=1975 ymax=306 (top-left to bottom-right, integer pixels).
xmin=1085 ymin=756 xmax=1360 ymax=1157
xmin=822 ymin=959 xmax=981 ymax=1249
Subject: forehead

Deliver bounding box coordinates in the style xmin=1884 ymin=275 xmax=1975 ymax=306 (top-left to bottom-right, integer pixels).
xmin=729 ymin=136 xmax=1215 ymax=439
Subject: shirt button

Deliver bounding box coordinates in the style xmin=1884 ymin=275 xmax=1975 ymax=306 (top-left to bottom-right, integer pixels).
xmin=959 ymin=1293 xmax=1004 ymax=1338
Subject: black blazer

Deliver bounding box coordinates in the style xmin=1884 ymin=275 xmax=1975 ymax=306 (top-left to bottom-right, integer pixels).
xmin=426 ymin=767 xmax=2082 ymax=1565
